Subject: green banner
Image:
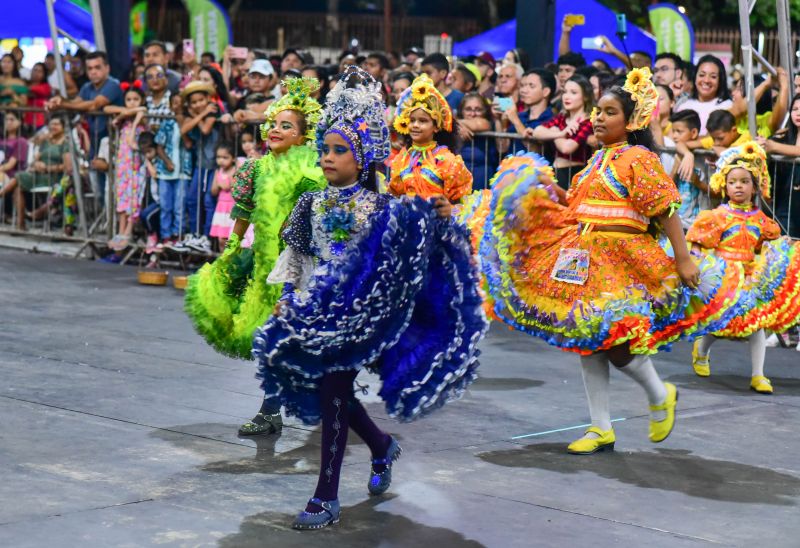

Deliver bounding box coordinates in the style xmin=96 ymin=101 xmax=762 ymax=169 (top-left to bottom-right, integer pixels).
xmin=182 ymin=0 xmax=231 ymax=60
xmin=130 ymin=1 xmax=148 ymax=47
xmin=648 ymin=3 xmax=694 ymax=61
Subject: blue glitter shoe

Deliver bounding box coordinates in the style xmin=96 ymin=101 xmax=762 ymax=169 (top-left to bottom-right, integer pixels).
xmin=291 ymin=498 xmax=340 ymax=530
xmin=367 ymin=437 xmax=402 ymax=495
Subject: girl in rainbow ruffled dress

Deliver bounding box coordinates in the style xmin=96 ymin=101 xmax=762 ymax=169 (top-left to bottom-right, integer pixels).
xmin=688 ymin=142 xmax=800 ymax=394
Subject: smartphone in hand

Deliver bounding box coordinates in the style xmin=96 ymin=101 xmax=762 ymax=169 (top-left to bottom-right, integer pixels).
xmin=183 ymin=38 xmax=195 ymax=57
xmin=496 ymin=97 xmax=514 ymax=112
xmin=230 ymin=46 xmax=248 ymax=60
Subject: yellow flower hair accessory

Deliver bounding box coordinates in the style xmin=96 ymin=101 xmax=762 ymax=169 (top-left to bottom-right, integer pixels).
xmin=393 ymin=73 xmax=453 ymax=135
xmin=261 ymin=76 xmax=322 ymax=145
xmin=589 ymin=107 xmax=598 ymax=126
xmin=622 ymin=67 xmax=658 ymax=131
xmin=708 ymin=141 xmax=771 ymax=200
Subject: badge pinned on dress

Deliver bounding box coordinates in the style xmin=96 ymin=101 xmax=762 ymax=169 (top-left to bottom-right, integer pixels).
xmin=551 ymin=248 xmax=590 ymax=285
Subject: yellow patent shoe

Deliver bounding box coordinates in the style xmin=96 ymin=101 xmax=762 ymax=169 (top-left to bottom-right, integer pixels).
xmin=750 ymin=375 xmax=773 ymax=394
xmin=649 ymin=382 xmax=678 ymax=443
xmin=691 ymin=340 xmax=710 ymax=377
xmin=567 ymin=426 xmax=616 ymax=455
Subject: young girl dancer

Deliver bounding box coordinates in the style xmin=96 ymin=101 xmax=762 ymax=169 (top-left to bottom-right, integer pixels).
xmin=185 ymin=77 xmax=326 ymax=436
xmin=253 ymin=67 xmax=486 ymax=530
xmin=389 ymin=73 xmax=473 ymax=202
xmin=688 ymin=142 xmax=800 ymax=393
xmin=481 ymin=68 xmax=744 ymax=454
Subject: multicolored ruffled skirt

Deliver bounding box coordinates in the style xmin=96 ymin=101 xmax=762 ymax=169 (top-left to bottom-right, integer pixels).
xmin=711 ymin=238 xmax=800 ymax=338
xmin=465 ymin=152 xmax=745 ymax=355
xmin=253 ymin=197 xmax=488 ymax=424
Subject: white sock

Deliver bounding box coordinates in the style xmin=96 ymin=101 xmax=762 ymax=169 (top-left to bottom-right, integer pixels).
xmin=750 ymin=329 xmax=766 ymax=378
xmin=617 ymin=356 xmax=669 ymax=421
xmin=697 ymin=334 xmax=716 ymax=357
xmin=579 ymin=353 xmax=612 ymax=438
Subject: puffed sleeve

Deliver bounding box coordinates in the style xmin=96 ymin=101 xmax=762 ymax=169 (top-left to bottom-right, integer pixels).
xmin=441 ymin=150 xmax=473 ymax=203
xmin=388 ymin=148 xmax=408 ymax=197
xmin=759 ymin=212 xmax=782 ymax=242
xmin=686 ymin=209 xmax=725 ymax=249
xmin=231 ymin=159 xmax=258 ymax=221
xmin=281 ymin=192 xmax=315 ymax=256
xmin=625 ymin=148 xmax=681 ymax=218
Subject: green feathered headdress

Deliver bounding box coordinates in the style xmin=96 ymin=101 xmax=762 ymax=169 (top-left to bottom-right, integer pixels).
xmin=261 ymin=77 xmax=322 ymax=146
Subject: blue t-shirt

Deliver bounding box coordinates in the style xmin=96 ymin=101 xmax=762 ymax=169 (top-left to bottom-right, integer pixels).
xmin=78 ymin=77 xmax=122 ymax=142
xmin=445 ymin=89 xmax=465 ymax=116
xmin=188 ymin=122 xmax=220 ymax=170
xmin=511 ymin=108 xmax=555 ymax=133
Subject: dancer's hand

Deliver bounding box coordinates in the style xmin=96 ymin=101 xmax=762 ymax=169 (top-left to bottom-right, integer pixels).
xmin=676 ymin=256 xmax=700 ymax=289
xmin=431 ymin=195 xmax=452 ymax=218
xmin=273 ymin=300 xmax=285 ymax=316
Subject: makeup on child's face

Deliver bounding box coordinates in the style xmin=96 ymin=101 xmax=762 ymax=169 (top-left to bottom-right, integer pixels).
xmin=320 ymin=132 xmax=360 ymax=187
xmin=266 ymin=110 xmax=305 ymax=155
xmin=726 ymin=167 xmax=756 ymax=204
xmin=408 ymin=108 xmax=436 ymax=145
xmin=593 ymin=94 xmax=626 ymax=144
xmin=125 ymin=91 xmax=143 ymax=108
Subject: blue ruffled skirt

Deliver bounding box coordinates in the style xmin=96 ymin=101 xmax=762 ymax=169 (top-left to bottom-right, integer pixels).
xmin=253 ymin=197 xmax=488 ymax=424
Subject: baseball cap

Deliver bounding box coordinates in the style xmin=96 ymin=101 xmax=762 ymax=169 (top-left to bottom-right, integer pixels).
xmin=249 ymin=59 xmax=275 ymax=76
xmin=475 ymin=51 xmax=496 ymax=70
xmin=404 ymin=46 xmax=425 ymax=58
xmin=463 ymin=62 xmax=482 ymax=84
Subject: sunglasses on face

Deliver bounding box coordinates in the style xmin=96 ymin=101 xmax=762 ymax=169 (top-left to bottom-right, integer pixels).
xmin=146 ymin=72 xmax=166 ymax=81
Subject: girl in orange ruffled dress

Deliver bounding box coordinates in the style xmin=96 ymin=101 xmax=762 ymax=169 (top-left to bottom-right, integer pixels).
xmin=389 ymin=73 xmax=473 ymax=203
xmin=688 ymin=142 xmax=800 ymax=394
xmin=480 ymin=68 xmax=746 ymax=454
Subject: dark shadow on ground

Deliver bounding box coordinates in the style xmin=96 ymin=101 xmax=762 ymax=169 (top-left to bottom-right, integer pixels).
xmin=470 ymin=377 xmax=544 ymax=391
xmin=667 ymin=374 xmax=800 ymax=396
xmin=217 ymin=495 xmax=487 ymax=548
xmin=478 ymin=443 xmax=800 ymax=505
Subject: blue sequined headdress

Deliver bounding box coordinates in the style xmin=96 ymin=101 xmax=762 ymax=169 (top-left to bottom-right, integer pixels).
xmin=316 ymin=66 xmax=390 ymax=182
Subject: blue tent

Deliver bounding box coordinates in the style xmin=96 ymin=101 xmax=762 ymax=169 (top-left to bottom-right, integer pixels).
xmin=1 ymin=0 xmax=95 ymax=44
xmin=453 ymin=0 xmax=656 ymax=69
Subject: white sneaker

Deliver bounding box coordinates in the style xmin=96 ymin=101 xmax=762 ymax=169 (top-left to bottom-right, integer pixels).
xmin=796 ymin=340 xmax=800 ymax=352
xmin=188 ymin=235 xmax=212 ymax=254
xmin=168 ymin=234 xmax=193 ymax=253
xmin=765 ymin=333 xmax=780 ymax=347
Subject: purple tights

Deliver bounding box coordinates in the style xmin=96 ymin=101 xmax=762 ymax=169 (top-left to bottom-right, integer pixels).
xmin=306 ymin=370 xmax=391 ymax=511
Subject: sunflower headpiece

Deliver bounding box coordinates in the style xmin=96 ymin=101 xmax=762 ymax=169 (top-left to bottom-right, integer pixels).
xmin=709 ymin=141 xmax=771 ymax=200
xmin=392 ymin=73 xmax=453 ymax=134
xmin=261 ymin=76 xmax=322 ymax=146
xmin=622 ymin=67 xmax=658 ymax=132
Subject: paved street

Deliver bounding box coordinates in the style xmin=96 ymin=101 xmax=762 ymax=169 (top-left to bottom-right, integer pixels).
xmin=2 ymin=248 xmax=799 ymax=547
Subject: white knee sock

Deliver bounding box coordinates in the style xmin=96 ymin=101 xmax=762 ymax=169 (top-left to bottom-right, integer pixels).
xmin=696 ymin=334 xmax=716 ymax=357
xmin=750 ymin=329 xmax=766 ymax=378
xmin=617 ymin=355 xmax=669 ymax=421
xmin=579 ymin=353 xmax=612 ymax=436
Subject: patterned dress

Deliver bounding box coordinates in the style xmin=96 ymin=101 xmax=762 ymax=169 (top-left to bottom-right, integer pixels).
xmin=253 ymin=186 xmax=487 ymax=424
xmin=389 ymin=142 xmax=473 ymax=202
xmin=114 ymin=120 xmax=144 ymax=218
xmin=687 ymin=203 xmax=800 ymax=338
xmin=479 ymin=144 xmax=746 ymax=355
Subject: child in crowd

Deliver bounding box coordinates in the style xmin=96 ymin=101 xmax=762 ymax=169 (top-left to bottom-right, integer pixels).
xmin=389 ymin=73 xmax=473 ymax=203
xmin=689 ymin=142 xmax=800 ymax=391
xmin=653 ymin=83 xmax=675 ymax=147
xmin=529 ymin=73 xmax=594 ymax=189
xmin=155 ymin=92 xmax=192 ymax=250
xmin=136 ymin=132 xmax=162 ymax=259
xmin=108 ymin=83 xmax=147 ymax=250
xmin=456 ymin=92 xmax=498 ymax=190
xmin=239 ymin=129 xmax=261 ymax=161
xmin=209 ymin=142 xmax=238 ymax=250
xmin=667 ymin=110 xmax=710 ymax=230
xmin=180 ymin=81 xmax=223 ymax=254
xmin=420 ymin=53 xmax=464 ymax=116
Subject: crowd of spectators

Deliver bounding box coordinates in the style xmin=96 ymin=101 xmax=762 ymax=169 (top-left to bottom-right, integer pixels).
xmin=1 ymin=16 xmax=800 ymax=251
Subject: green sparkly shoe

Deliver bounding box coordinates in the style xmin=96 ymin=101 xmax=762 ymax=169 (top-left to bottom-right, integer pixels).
xmin=237 ymin=412 xmax=283 ymax=436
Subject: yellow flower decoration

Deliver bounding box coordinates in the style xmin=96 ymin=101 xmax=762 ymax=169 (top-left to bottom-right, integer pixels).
xmin=589 ymin=107 xmax=598 ymax=126
xmin=622 ymin=67 xmax=657 ymax=132
xmin=624 ymin=68 xmax=648 ymax=93
xmin=395 ymin=73 xmax=453 ymax=132
xmin=393 ymin=115 xmax=411 ymax=134
xmin=412 ymin=83 xmax=429 ymax=102
xmin=710 ymin=141 xmax=771 ymax=200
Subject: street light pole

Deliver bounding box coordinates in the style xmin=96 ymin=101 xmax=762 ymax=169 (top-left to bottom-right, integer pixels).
xmin=384 ymin=0 xmax=392 ymax=54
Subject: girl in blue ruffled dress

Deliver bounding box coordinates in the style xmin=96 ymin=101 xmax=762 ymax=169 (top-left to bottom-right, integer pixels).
xmin=253 ymin=67 xmax=487 ymax=530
